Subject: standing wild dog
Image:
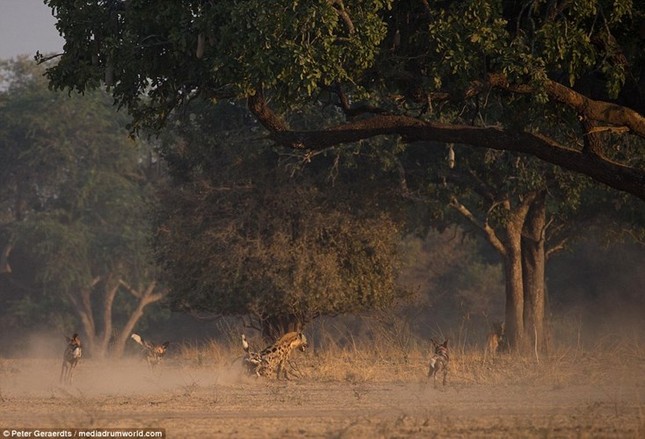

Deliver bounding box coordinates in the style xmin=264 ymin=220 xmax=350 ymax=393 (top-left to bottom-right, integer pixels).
xmin=130 ymin=333 xmax=169 ymax=367
xmin=60 ymin=333 xmax=82 ymax=385
xmin=484 ymin=321 xmax=505 ymax=360
xmin=242 ymin=332 xmax=308 ymax=380
xmin=427 ymin=339 xmax=449 ymax=387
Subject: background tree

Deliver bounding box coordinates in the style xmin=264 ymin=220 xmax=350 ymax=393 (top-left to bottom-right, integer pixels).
xmin=40 ymin=0 xmax=644 ymax=349
xmin=155 ymin=101 xmax=405 ymax=340
xmin=0 ymin=58 xmax=167 ymax=358
xmin=433 ymin=151 xmax=584 ymax=351
xmin=41 ymin=0 xmax=644 ymax=198
xmin=396 ymin=126 xmax=642 ymax=351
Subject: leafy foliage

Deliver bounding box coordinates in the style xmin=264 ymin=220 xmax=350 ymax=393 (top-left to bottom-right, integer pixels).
xmin=0 ymin=58 xmax=161 ymax=331
xmin=154 ymin=100 xmax=405 ymax=329
xmin=44 ymin=0 xmax=390 ymax=129
xmin=41 ymin=0 xmax=644 ymax=200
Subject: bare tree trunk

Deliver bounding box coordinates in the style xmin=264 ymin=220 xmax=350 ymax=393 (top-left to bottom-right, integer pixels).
xmin=68 ymin=277 xmax=101 ymax=357
xmin=68 ymin=276 xmax=166 ymax=359
xmin=522 ymin=191 xmax=547 ymax=354
xmin=502 ymin=235 xmax=524 ymax=351
xmin=111 ymin=280 xmax=167 ymax=358
xmin=499 ymin=192 xmax=540 ymax=352
xmin=94 ymin=277 xmax=120 ymax=358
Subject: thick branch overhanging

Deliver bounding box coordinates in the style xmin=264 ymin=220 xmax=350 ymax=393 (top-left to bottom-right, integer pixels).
xmin=249 ymin=95 xmax=644 ymax=200
xmin=485 ymin=74 xmax=645 ymax=138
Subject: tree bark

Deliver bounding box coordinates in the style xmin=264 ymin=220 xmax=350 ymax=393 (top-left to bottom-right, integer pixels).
xmin=498 ymin=190 xmax=541 ymax=352
xmin=94 ymin=277 xmax=120 ymax=358
xmin=68 ymin=277 xmax=101 ymax=357
xmin=111 ymin=280 xmax=168 ymax=358
xmin=521 ymin=191 xmax=547 ymax=354
xmin=501 ymin=220 xmax=525 ymax=351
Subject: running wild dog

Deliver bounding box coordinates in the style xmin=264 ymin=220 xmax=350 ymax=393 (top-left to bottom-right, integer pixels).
xmin=485 ymin=321 xmax=505 ymax=360
xmin=130 ymin=333 xmax=169 ymax=367
xmin=427 ymin=339 xmax=449 ymax=387
xmin=60 ymin=334 xmax=82 ymax=385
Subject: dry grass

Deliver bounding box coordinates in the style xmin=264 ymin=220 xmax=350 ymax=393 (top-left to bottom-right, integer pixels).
xmin=1 ymin=327 xmax=643 ymax=438
xmin=171 ymin=323 xmax=644 ymax=390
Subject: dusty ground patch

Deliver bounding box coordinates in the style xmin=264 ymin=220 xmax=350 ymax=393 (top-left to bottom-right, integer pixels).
xmin=0 ymin=354 xmax=643 ymax=438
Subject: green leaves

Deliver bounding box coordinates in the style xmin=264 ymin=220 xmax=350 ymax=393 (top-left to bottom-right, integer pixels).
xmin=0 ymin=58 xmax=157 ymax=295
xmin=155 ymin=100 xmax=403 ymax=322
xmin=43 ymin=0 xmax=390 ymax=126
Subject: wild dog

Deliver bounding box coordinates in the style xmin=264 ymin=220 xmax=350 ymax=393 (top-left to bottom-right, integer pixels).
xmin=60 ymin=333 xmax=82 ymax=385
xmin=242 ymin=332 xmax=308 ymax=380
xmin=241 ymin=334 xmax=262 ymax=375
xmin=427 ymin=339 xmax=449 ymax=387
xmin=130 ymin=333 xmax=169 ymax=367
xmin=484 ymin=321 xmax=505 ymax=360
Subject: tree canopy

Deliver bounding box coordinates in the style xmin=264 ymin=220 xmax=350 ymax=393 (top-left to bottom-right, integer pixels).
xmin=42 ymin=0 xmax=644 ymax=198
xmin=154 ymin=100 xmax=405 ymax=338
xmin=0 ymin=58 xmax=167 ymax=357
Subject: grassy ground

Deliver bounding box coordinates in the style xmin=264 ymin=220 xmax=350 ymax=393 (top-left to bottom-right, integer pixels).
xmin=1 ymin=335 xmax=643 ymax=438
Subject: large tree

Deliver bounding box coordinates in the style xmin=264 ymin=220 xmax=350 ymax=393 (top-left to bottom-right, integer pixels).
xmin=398 ymin=126 xmax=642 ymax=351
xmin=42 ymin=0 xmax=644 ymax=199
xmin=154 ymin=101 xmax=405 ymax=340
xmin=433 ymin=151 xmax=585 ymax=351
xmin=0 ymin=58 xmax=166 ymax=358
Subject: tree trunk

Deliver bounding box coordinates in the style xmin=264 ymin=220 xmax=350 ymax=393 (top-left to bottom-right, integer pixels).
xmin=69 ymin=276 xmax=166 ymax=359
xmin=67 ymin=279 xmax=100 ymax=357
xmin=111 ymin=280 xmax=167 ymax=358
xmin=499 ymin=193 xmax=539 ymax=352
xmin=450 ymin=193 xmax=537 ymax=352
xmin=502 ymin=239 xmax=524 ymax=351
xmin=522 ymin=191 xmax=547 ymax=354
xmin=95 ymin=278 xmax=120 ymax=358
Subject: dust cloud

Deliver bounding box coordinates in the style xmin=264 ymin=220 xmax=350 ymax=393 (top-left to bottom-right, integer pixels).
xmin=3 ymin=359 xmax=245 ymax=397
xmin=0 ymin=331 xmax=246 ymax=399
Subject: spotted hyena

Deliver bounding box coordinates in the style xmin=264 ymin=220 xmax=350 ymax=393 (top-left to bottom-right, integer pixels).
xmin=242 ymin=332 xmax=308 ymax=380
xmin=131 ymin=333 xmax=169 ymax=367
xmin=427 ymin=338 xmax=449 ymax=387
xmin=60 ymin=333 xmax=82 ymax=385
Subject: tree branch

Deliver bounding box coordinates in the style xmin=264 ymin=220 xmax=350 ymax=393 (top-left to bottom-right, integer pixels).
xmin=546 ymin=238 xmax=568 ymax=259
xmin=111 ymin=280 xmax=168 ymax=358
xmin=329 ymin=83 xmax=389 ymax=119
xmin=247 ymin=82 xmax=644 ymax=199
xmin=269 ymin=118 xmax=643 ymax=199
xmin=0 ymin=243 xmax=13 ymax=274
xmin=248 ymin=88 xmax=290 ymax=133
xmin=328 ymin=0 xmax=355 ymax=35
xmin=119 ymin=278 xmax=143 ymax=299
xmin=486 ymin=73 xmax=645 ymax=138
xmin=449 ymin=197 xmax=507 ymax=255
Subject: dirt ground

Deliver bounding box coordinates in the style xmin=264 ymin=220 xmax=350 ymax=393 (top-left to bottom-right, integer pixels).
xmin=0 ymin=357 xmax=642 ymax=438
